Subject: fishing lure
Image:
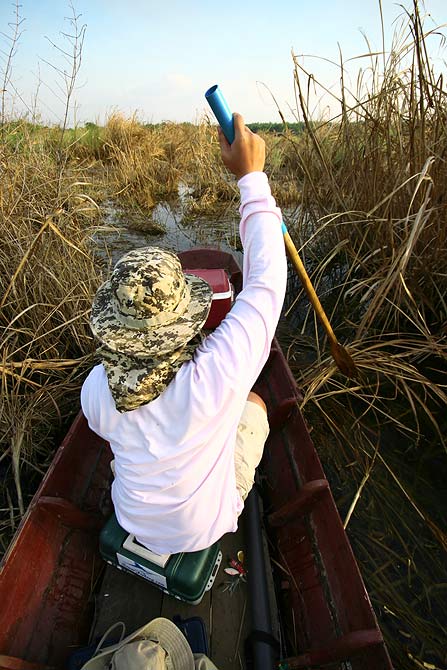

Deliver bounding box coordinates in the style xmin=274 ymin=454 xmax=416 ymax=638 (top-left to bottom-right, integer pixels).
xmin=221 ymin=551 xmax=247 ymax=594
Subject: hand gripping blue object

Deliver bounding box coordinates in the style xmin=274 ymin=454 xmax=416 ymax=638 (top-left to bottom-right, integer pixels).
xmin=205 ymin=84 xmax=289 ymax=234
xmin=205 ymin=85 xmax=235 ymax=145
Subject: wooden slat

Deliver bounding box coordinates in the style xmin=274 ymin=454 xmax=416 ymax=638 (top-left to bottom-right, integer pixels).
xmin=90 ymin=565 xmax=163 ymax=644
xmin=268 ymin=480 xmax=329 ymax=526
xmin=0 ymin=656 xmax=48 ymax=670
xmin=37 ymin=496 xmax=103 ymax=530
xmin=159 ymin=591 xmax=212 ymax=646
xmin=282 ymin=629 xmax=384 ymax=668
xmin=208 ymin=527 xmax=250 ymax=670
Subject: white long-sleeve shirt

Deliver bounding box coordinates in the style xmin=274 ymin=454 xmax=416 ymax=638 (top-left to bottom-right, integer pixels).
xmin=81 ymin=171 xmax=287 ymax=553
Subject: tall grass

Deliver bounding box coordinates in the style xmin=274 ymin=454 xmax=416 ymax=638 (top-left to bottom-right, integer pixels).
xmin=0 ymin=2 xmax=446 ymax=665
xmin=275 ymin=4 xmax=447 ymax=667
xmin=285 ymin=5 xmax=446 ymax=337
xmin=276 ymin=2 xmax=447 ymax=445
xmin=292 ymin=10 xmax=445 ymax=412
xmin=0 ymin=121 xmax=104 ymax=536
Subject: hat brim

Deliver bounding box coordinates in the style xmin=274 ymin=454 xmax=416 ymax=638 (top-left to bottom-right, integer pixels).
xmin=80 ymin=617 xmax=194 ymax=670
xmin=90 ymin=273 xmax=213 ymax=358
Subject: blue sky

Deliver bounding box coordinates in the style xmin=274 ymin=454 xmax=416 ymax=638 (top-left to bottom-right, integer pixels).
xmin=1 ymin=0 xmax=445 ymax=125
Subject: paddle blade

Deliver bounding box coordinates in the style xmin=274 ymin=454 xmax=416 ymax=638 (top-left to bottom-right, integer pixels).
xmin=330 ymin=340 xmax=358 ymax=379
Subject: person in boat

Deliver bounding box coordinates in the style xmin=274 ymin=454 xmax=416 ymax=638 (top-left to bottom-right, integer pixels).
xmin=81 ymin=113 xmax=287 ymax=555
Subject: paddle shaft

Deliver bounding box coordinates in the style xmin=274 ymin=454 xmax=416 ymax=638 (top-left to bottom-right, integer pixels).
xmin=283 ymin=230 xmax=339 ymax=348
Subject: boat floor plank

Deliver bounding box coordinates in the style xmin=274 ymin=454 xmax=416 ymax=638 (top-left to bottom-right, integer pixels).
xmin=90 ymin=564 xmax=164 ymax=645
xmin=159 ymin=589 xmax=212 ymax=637
xmin=159 ymin=526 xmax=249 ymax=670
xmin=208 ymin=525 xmax=249 ymax=670
xmin=89 ymin=525 xmax=249 ymax=669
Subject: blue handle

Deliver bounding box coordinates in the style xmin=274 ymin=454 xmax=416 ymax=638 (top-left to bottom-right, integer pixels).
xmin=205 ymin=84 xmax=235 ymax=144
xmin=205 ymin=84 xmax=289 ymax=233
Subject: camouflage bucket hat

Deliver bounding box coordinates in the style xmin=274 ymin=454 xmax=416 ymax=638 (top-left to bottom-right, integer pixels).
xmin=90 ymin=247 xmax=213 ymax=357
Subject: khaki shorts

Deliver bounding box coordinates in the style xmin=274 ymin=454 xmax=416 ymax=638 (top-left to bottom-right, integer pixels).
xmin=234 ymin=400 xmax=270 ymax=502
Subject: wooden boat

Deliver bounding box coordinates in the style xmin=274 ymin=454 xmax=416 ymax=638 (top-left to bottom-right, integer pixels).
xmin=0 ymin=248 xmax=393 ymax=669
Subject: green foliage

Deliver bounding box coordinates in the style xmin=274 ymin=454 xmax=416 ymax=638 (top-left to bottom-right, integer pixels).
xmin=1 ymin=120 xmax=43 ymax=150
xmin=247 ymin=121 xmax=305 ymax=134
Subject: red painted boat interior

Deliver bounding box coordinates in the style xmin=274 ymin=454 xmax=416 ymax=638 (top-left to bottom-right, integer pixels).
xmin=257 ymin=339 xmax=393 ymax=668
xmin=0 ymin=249 xmax=393 ymax=669
xmin=0 ymin=413 xmax=113 ymax=668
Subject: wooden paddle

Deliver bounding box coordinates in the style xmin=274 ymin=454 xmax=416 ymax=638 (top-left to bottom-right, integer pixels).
xmin=205 ymin=85 xmax=358 ymax=378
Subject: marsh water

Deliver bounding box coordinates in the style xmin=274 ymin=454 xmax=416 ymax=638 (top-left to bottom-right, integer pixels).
xmin=95 ymin=196 xmax=244 ymax=267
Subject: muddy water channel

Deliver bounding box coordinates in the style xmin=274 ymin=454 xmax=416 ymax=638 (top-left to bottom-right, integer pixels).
xmin=95 ymin=197 xmax=243 ymax=266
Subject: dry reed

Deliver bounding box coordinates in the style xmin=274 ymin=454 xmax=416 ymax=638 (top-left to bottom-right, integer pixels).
xmin=276 ymin=3 xmax=447 ymax=667
xmin=0 ymin=3 xmax=446 ymax=666
xmin=0 ymin=121 xmax=105 ymax=537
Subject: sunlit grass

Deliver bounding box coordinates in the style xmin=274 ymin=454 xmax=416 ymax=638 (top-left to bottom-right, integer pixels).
xmin=0 ymin=2 xmax=446 ymax=666
xmin=275 ymin=4 xmax=447 ymax=666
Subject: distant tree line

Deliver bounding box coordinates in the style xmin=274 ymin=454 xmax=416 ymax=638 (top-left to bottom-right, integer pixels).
xmin=79 ymin=121 xmax=306 ymax=135
xmin=135 ymin=121 xmax=305 ymax=135
xmin=247 ymin=122 xmax=305 ymax=135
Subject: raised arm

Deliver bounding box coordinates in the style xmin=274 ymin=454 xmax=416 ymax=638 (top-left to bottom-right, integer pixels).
xmin=185 ymin=115 xmax=287 ymax=404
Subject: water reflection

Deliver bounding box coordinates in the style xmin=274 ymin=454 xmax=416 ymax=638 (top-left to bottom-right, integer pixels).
xmin=94 ymin=199 xmax=242 ymax=267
